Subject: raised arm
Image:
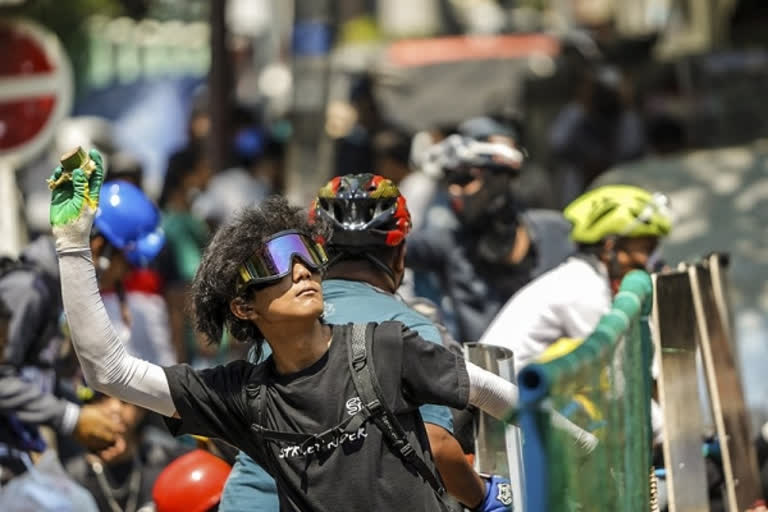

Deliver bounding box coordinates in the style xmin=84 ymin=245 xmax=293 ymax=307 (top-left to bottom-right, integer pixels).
xmin=51 ymin=150 xmax=176 ymax=417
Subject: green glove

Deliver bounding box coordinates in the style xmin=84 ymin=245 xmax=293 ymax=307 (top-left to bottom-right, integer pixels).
xmin=49 ymin=149 xmax=106 ymax=250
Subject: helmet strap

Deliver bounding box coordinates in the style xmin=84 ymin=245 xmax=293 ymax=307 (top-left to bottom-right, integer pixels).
xmin=601 ymin=238 xmax=626 ymax=293
xmin=329 ymin=250 xmax=399 ymax=289
xmin=365 ymin=253 xmax=400 ymax=288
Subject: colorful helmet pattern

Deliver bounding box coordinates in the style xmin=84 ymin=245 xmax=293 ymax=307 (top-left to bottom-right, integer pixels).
xmin=152 ymin=450 xmax=231 ymax=512
xmin=310 ymin=173 xmax=412 ymax=247
xmin=564 ymin=185 xmax=672 ymax=244
xmin=94 ymin=180 xmax=165 ymax=267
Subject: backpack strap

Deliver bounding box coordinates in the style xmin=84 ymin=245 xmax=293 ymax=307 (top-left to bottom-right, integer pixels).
xmin=251 ymin=405 xmax=363 ymax=449
xmin=346 ymin=322 xmax=446 ymax=497
xmin=246 ymin=383 xmax=313 ymax=512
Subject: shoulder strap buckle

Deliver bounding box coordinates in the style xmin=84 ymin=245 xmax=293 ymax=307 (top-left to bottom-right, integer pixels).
xmin=397 ymin=441 xmax=415 ymax=458
xmin=365 ymin=399 xmax=384 ymax=416
xmin=311 ymin=427 xmax=341 ymax=448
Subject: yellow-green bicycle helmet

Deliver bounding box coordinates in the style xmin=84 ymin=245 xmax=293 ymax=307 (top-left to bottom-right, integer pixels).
xmin=564 ymin=185 xmax=672 ymax=244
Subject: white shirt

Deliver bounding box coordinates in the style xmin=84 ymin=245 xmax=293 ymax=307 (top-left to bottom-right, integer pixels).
xmin=479 ymin=254 xmax=612 ymax=375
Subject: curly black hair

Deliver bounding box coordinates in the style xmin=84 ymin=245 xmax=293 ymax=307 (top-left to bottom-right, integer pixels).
xmin=191 ymin=196 xmax=331 ymax=348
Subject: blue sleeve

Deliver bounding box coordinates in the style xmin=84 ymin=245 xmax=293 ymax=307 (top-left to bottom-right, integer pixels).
xmin=220 ymin=451 xmax=279 ymax=511
xmin=418 ymin=404 xmax=454 ymax=434
xmin=393 ymin=310 xmax=455 ymax=433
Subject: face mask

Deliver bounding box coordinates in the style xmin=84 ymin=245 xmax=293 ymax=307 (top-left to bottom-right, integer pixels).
xmin=450 ymin=173 xmax=514 ymax=228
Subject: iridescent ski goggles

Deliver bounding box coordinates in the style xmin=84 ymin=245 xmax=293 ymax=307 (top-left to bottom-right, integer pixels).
xmin=236 ymin=230 xmax=328 ymax=292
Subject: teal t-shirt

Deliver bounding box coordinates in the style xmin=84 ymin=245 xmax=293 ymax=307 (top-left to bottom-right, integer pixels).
xmin=219 ymin=279 xmax=454 ymax=511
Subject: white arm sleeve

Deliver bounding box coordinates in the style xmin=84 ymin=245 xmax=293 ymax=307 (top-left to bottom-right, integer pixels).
xmin=466 ymin=362 xmax=597 ymax=452
xmin=58 ymin=248 xmax=177 ymax=417
xmin=466 ymin=361 xmax=519 ymax=420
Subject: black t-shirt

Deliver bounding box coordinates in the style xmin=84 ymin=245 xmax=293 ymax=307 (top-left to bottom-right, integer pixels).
xmin=163 ymin=323 xmax=470 ymax=512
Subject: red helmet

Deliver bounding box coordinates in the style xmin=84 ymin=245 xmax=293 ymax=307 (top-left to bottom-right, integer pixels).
xmin=310 ymin=173 xmax=412 ymax=248
xmin=152 ymin=450 xmax=231 ymax=512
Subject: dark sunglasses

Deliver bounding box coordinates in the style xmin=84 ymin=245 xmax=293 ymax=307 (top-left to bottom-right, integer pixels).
xmin=237 ymin=230 xmax=328 ymax=292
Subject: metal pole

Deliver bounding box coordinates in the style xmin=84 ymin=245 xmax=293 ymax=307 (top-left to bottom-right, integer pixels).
xmin=652 ymin=270 xmax=711 ymax=512
xmin=285 ymin=0 xmax=333 ymax=206
xmin=465 ymin=343 xmax=525 ymax=512
xmin=209 ymin=0 xmax=233 ymax=172
xmin=690 ymin=262 xmax=763 ymax=510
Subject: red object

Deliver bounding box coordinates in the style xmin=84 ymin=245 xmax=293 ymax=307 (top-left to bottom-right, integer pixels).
xmin=0 ymin=23 xmax=57 ymax=151
xmin=123 ymin=268 xmax=164 ymax=295
xmin=386 ymin=34 xmax=560 ymax=68
xmin=153 ymin=450 xmax=231 ymax=512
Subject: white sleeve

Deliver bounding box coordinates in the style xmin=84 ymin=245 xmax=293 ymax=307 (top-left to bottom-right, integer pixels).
xmin=466 ymin=362 xmax=597 ymax=452
xmin=58 ymin=248 xmax=177 ymax=417
xmin=479 ymin=289 xmax=559 ymax=373
xmin=466 ymin=361 xmax=519 ymax=419
xmin=480 ymin=263 xmax=611 ymax=373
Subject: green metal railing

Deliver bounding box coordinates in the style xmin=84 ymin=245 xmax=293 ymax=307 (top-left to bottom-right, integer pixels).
xmin=515 ymin=270 xmax=655 ymax=511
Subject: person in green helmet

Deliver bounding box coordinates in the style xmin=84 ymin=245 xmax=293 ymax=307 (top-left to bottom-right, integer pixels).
xmin=478 ymin=184 xmax=672 ymax=375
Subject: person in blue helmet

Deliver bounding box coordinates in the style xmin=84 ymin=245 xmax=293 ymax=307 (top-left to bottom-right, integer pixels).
xmin=0 ymin=165 xmax=164 ymax=482
xmin=220 ymin=174 xmax=515 ymax=512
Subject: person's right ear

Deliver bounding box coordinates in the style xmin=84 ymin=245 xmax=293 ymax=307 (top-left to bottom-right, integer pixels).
xmin=230 ymin=297 xmax=258 ymax=322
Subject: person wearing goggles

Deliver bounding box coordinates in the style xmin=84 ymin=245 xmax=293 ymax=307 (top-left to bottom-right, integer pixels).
xmin=222 ymin=174 xmax=516 ymax=512
xmin=50 ymin=154 xmax=596 ymax=511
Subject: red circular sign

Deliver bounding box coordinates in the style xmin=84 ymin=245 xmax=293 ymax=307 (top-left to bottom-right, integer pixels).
xmin=0 ymin=19 xmax=72 ymax=165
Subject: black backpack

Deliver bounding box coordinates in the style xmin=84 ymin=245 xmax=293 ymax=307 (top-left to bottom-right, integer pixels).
xmin=0 ymin=255 xmax=55 ymax=293
xmin=0 ymin=255 xmax=60 ymax=366
xmin=0 ymin=255 xmax=31 ymax=279
xmin=246 ymin=322 xmax=446 ymax=510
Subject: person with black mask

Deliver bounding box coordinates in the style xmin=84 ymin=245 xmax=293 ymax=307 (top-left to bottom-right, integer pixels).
xmin=406 ymin=117 xmax=575 ymax=343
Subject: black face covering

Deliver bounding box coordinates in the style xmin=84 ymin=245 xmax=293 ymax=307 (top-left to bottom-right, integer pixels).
xmin=451 ymin=172 xmax=516 ymax=229
xmin=471 ymin=203 xmax=538 ymax=293
xmin=451 ymin=173 xmax=537 ymax=297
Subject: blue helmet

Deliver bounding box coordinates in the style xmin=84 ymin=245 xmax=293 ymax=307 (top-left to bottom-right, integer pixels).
xmin=94 ymin=181 xmax=165 ymax=267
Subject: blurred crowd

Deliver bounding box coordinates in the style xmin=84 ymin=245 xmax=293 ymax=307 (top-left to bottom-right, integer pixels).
xmin=2 ymin=27 xmax=767 ymax=509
